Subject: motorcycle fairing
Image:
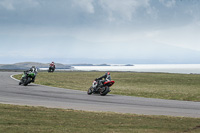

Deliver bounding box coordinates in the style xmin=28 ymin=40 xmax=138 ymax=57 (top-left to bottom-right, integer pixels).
xmin=104 ymin=80 xmax=115 ymax=87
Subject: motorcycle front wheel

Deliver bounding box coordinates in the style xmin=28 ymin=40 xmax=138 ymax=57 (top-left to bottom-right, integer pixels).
xmin=24 ymin=77 xmax=31 ymax=86
xmin=87 ymin=86 xmax=93 ymax=95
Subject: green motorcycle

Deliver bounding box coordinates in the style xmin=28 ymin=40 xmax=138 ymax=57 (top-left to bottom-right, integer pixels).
xmin=19 ymin=71 xmax=36 ymax=86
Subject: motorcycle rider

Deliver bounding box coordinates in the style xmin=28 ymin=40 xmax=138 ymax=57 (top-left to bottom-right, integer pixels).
xmin=94 ymin=72 xmax=111 ymax=92
xmin=28 ymin=66 xmax=38 ymax=82
xmin=49 ymin=61 xmax=55 ymax=71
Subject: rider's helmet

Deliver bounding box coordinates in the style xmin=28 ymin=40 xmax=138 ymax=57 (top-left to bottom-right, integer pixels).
xmin=52 ymin=61 xmax=54 ymax=64
xmin=106 ymin=72 xmax=110 ymax=75
xmin=30 ymin=66 xmax=35 ymax=72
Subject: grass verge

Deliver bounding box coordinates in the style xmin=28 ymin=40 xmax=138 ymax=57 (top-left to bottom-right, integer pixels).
xmin=0 ymin=104 xmax=200 ymax=133
xmin=14 ymin=71 xmax=200 ymax=101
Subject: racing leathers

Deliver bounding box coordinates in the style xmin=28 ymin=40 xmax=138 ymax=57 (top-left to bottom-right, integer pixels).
xmin=29 ymin=66 xmax=38 ymax=82
xmin=49 ymin=62 xmax=55 ymax=68
xmin=49 ymin=62 xmax=55 ymax=71
xmin=94 ymin=72 xmax=111 ymax=92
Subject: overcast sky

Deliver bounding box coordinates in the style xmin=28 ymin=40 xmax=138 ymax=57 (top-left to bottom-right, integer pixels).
xmin=0 ymin=0 xmax=200 ymax=64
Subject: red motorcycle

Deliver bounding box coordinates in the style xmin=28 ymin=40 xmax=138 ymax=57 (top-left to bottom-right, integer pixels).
xmin=87 ymin=79 xmax=115 ymax=96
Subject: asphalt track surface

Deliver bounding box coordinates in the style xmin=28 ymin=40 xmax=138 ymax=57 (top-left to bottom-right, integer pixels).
xmin=0 ymin=72 xmax=200 ymax=118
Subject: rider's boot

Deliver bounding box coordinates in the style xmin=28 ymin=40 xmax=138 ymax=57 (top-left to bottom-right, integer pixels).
xmin=32 ymin=77 xmax=35 ymax=82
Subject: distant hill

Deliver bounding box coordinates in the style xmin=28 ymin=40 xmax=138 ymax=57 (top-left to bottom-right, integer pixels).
xmin=0 ymin=62 xmax=72 ymax=70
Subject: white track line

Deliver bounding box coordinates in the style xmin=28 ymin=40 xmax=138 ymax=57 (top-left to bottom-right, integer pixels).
xmin=10 ymin=73 xmax=22 ymax=82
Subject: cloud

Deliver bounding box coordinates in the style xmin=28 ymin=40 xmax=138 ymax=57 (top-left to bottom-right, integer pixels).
xmin=159 ymin=0 xmax=176 ymax=8
xmin=1 ymin=0 xmax=200 ymax=64
xmin=148 ymin=21 xmax=200 ymax=52
xmin=72 ymin=0 xmax=94 ymax=14
xmin=98 ymin=0 xmax=150 ymax=21
xmin=0 ymin=0 xmax=39 ymax=10
xmin=0 ymin=0 xmax=15 ymax=10
xmin=0 ymin=0 xmax=197 ymax=29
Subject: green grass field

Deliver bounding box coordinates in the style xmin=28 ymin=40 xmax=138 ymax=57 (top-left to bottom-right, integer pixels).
xmin=14 ymin=71 xmax=200 ymax=101
xmin=0 ymin=104 xmax=200 ymax=133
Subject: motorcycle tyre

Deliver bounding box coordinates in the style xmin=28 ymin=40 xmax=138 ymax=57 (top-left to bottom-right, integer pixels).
xmin=48 ymin=67 xmax=55 ymax=73
xmin=87 ymin=86 xmax=93 ymax=95
xmin=100 ymin=86 xmax=110 ymax=96
xmin=23 ymin=83 xmax=28 ymax=86
xmin=22 ymin=78 xmax=27 ymax=86
xmin=24 ymin=77 xmax=31 ymax=86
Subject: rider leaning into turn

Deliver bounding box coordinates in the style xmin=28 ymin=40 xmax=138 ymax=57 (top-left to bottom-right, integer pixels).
xmin=94 ymin=72 xmax=111 ymax=91
xmin=28 ymin=66 xmax=38 ymax=82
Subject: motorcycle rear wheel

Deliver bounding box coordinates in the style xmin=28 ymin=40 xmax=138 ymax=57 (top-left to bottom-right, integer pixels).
xmin=100 ymin=86 xmax=110 ymax=96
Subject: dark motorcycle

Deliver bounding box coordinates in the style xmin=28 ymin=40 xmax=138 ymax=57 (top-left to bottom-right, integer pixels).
xmin=87 ymin=79 xmax=115 ymax=96
xmin=19 ymin=71 xmax=36 ymax=86
xmin=48 ymin=66 xmax=55 ymax=72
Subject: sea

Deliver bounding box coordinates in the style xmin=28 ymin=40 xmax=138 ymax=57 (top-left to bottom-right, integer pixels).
xmin=70 ymin=64 xmax=200 ymax=74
